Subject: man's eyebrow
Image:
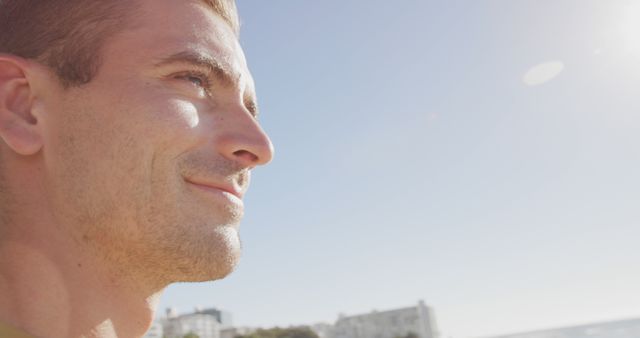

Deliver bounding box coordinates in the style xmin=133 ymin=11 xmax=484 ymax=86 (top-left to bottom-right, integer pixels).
xmin=154 ymin=50 xmax=259 ymax=117
xmin=154 ymin=50 xmax=240 ymax=88
xmin=243 ymin=96 xmax=259 ymax=118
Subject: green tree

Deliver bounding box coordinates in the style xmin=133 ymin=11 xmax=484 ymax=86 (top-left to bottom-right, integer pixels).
xmin=236 ymin=327 xmax=319 ymax=338
xmin=183 ymin=333 xmax=200 ymax=338
xmin=394 ymin=333 xmax=419 ymax=338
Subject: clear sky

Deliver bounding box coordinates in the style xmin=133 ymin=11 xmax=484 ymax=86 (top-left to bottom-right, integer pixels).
xmin=158 ymin=1 xmax=640 ymax=337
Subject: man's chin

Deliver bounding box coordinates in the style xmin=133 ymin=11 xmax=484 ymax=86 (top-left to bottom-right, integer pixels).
xmin=169 ymin=253 xmax=241 ymax=283
xmin=198 ymin=249 xmax=241 ymax=282
xmin=172 ymin=227 xmax=242 ymax=282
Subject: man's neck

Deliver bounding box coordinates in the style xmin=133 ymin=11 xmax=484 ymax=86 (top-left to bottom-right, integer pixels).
xmin=0 ymin=217 xmax=164 ymax=338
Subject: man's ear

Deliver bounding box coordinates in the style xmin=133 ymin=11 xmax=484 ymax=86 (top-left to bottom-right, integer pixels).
xmin=0 ymin=54 xmax=44 ymax=156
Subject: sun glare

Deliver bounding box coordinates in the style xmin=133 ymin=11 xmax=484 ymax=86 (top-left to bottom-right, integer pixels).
xmin=523 ymin=61 xmax=565 ymax=87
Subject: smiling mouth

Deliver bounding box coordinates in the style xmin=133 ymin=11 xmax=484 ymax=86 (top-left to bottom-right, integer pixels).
xmin=184 ymin=178 xmax=244 ymax=205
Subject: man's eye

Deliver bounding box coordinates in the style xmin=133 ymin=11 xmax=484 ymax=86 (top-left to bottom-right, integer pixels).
xmin=185 ymin=75 xmax=204 ymax=87
xmin=175 ymin=72 xmax=208 ymax=89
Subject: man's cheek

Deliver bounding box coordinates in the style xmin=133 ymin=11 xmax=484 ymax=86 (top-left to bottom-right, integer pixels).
xmin=170 ymin=99 xmax=202 ymax=129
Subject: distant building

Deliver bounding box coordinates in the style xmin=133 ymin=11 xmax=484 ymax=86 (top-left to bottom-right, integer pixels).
xmin=330 ymin=300 xmax=438 ymax=338
xmin=199 ymin=308 xmax=234 ymax=328
xmin=310 ymin=323 xmax=335 ymax=338
xmin=485 ymin=318 xmax=640 ymax=338
xmin=162 ymin=308 xmax=224 ymax=338
xmin=220 ymin=327 xmax=258 ymax=338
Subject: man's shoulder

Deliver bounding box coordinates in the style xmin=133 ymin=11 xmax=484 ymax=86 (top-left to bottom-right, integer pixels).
xmin=0 ymin=321 xmax=35 ymax=338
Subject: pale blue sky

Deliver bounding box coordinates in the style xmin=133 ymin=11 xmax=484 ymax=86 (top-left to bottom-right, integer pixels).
xmin=159 ymin=1 xmax=640 ymax=337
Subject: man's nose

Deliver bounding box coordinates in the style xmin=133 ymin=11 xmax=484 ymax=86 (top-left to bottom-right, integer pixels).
xmin=214 ymin=109 xmax=274 ymax=168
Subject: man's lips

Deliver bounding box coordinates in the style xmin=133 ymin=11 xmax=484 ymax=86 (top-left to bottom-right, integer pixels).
xmin=184 ymin=178 xmax=243 ymax=199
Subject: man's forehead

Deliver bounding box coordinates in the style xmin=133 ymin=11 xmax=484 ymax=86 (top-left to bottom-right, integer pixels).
xmin=133 ymin=0 xmax=237 ymax=43
xmin=196 ymin=0 xmax=240 ymax=36
xmin=131 ymin=0 xmax=251 ymax=78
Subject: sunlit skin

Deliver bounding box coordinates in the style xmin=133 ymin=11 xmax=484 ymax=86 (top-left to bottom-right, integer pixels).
xmin=0 ymin=0 xmax=273 ymax=337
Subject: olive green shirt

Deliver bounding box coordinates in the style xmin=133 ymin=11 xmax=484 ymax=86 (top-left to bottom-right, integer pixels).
xmin=0 ymin=321 xmax=35 ymax=338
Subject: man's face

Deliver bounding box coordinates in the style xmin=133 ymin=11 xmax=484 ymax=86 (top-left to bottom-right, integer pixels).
xmin=39 ymin=0 xmax=273 ymax=284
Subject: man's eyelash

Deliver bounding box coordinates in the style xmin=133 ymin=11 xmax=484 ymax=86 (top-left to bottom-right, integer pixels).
xmin=175 ymin=71 xmax=212 ymax=91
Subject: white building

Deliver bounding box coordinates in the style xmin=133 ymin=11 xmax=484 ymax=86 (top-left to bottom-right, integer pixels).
xmin=310 ymin=323 xmax=335 ymax=338
xmin=487 ymin=318 xmax=640 ymax=338
xmin=220 ymin=326 xmax=257 ymax=338
xmin=330 ymin=300 xmax=438 ymax=338
xmin=199 ymin=308 xmax=233 ymax=328
xmin=162 ymin=310 xmax=222 ymax=338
